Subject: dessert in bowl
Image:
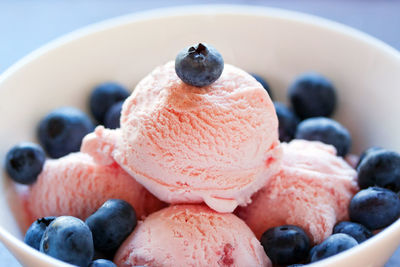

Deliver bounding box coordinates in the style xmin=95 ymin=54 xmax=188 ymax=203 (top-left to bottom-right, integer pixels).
xmin=1 ymin=5 xmax=400 ymax=267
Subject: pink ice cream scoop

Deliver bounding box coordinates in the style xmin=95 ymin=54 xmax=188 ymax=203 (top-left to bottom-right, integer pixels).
xmin=22 ymin=152 xmax=166 ymax=227
xmin=236 ymin=140 xmax=358 ymax=244
xmin=82 ymin=61 xmax=281 ymax=213
xmin=114 ymin=204 xmax=271 ymax=267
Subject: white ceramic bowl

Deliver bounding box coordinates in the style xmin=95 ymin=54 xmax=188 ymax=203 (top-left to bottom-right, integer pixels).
xmin=1 ymin=5 xmax=400 ymax=267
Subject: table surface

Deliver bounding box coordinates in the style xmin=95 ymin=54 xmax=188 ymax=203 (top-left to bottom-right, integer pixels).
xmin=1 ymin=0 xmax=400 ymax=266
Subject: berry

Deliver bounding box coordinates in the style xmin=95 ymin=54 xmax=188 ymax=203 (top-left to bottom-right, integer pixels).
xmin=5 ymin=142 xmax=46 ymax=184
xmin=104 ymin=101 xmax=124 ymax=129
xmin=260 ymin=225 xmax=310 ymax=265
xmin=357 ymin=149 xmax=400 ymax=191
xmin=24 ymin=217 xmax=56 ymax=250
xmin=333 ymin=221 xmax=372 ymax=243
xmin=37 ymin=107 xmax=94 ymax=158
xmin=85 ymin=199 xmax=137 ymax=254
xmin=349 ymin=187 xmax=400 ymax=230
xmin=356 ymin=146 xmax=383 ymax=169
xmin=295 ymin=117 xmax=351 ymax=156
xmin=356 ymin=146 xmax=383 ymax=168
xmin=88 ymin=259 xmax=117 ymax=267
xmin=288 ymin=72 xmax=336 ymax=119
xmin=40 ymin=216 xmax=94 ymax=267
xmin=89 ymin=82 xmax=129 ymax=124
xmin=309 ymin=233 xmax=357 ymax=262
xmin=251 ymin=73 xmax=273 ymax=99
xmin=175 ymin=43 xmax=224 ymax=87
xmin=274 ymin=102 xmax=299 ymax=142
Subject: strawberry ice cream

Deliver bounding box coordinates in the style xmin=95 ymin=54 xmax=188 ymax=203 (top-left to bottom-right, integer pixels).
xmin=114 ymin=205 xmax=271 ymax=267
xmin=22 ymin=152 xmax=166 ymax=228
xmin=82 ymin=61 xmax=282 ymax=213
xmin=236 ymin=140 xmax=358 ymax=244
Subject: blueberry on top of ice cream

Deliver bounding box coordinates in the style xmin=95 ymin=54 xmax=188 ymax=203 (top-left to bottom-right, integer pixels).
xmin=175 ymin=43 xmax=224 ymax=87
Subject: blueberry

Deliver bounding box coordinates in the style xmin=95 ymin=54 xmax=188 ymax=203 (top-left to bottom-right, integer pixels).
xmin=309 ymin=233 xmax=357 ymax=262
xmin=37 ymin=107 xmax=94 ymax=158
xmin=295 ymin=117 xmax=351 ymax=157
xmin=260 ymin=225 xmax=310 ymax=265
xmin=40 ymin=216 xmax=94 ymax=267
xmin=349 ymin=187 xmax=400 ymax=230
xmin=24 ymin=217 xmax=56 ymax=250
xmin=89 ymin=82 xmax=130 ymax=124
xmin=333 ymin=221 xmax=372 ymax=243
xmin=274 ymin=102 xmax=300 ymax=142
xmin=251 ymin=73 xmax=273 ymax=99
xmin=104 ymin=101 xmax=124 ymax=129
xmin=356 ymin=146 xmax=383 ymax=169
xmin=357 ymin=149 xmax=400 ymax=191
xmin=175 ymin=43 xmax=224 ymax=87
xmin=288 ymin=72 xmax=336 ymax=119
xmin=88 ymin=259 xmax=117 ymax=267
xmin=85 ymin=199 xmax=137 ymax=254
xmin=5 ymin=142 xmax=46 ymax=184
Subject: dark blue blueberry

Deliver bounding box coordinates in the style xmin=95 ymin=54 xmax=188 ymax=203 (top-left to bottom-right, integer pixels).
xmin=37 ymin=107 xmax=94 ymax=158
xmin=40 ymin=216 xmax=94 ymax=267
xmin=295 ymin=117 xmax=351 ymax=156
xmin=356 ymin=146 xmax=383 ymax=169
xmin=175 ymin=43 xmax=224 ymax=87
xmin=251 ymin=73 xmax=273 ymax=99
xmin=5 ymin=142 xmax=46 ymax=184
xmin=85 ymin=199 xmax=137 ymax=254
xmin=333 ymin=221 xmax=372 ymax=243
xmin=88 ymin=259 xmax=117 ymax=267
xmin=274 ymin=102 xmax=300 ymax=142
xmin=89 ymin=82 xmax=130 ymax=124
xmin=288 ymin=72 xmax=336 ymax=119
xmin=24 ymin=216 xmax=56 ymax=250
xmin=309 ymin=233 xmax=357 ymax=262
xmin=104 ymin=101 xmax=124 ymax=129
xmin=260 ymin=225 xmax=310 ymax=265
xmin=357 ymin=149 xmax=400 ymax=191
xmin=349 ymin=187 xmax=400 ymax=230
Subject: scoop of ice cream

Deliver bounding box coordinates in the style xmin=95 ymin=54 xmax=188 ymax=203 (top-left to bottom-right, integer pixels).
xmin=114 ymin=205 xmax=271 ymax=267
xmin=236 ymin=140 xmax=358 ymax=244
xmin=23 ymin=152 xmax=166 ymax=226
xmin=102 ymin=61 xmax=281 ymax=213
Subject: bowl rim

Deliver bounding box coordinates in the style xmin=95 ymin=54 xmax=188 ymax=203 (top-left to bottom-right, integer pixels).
xmin=0 ymin=4 xmax=400 ymax=266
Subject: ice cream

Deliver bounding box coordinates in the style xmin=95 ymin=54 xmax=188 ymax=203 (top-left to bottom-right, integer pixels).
xmin=236 ymin=140 xmax=358 ymax=244
xmin=22 ymin=152 xmax=166 ymax=227
xmin=82 ymin=61 xmax=282 ymax=213
xmin=114 ymin=204 xmax=271 ymax=267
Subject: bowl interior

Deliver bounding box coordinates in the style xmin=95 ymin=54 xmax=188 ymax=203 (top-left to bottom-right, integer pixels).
xmin=0 ymin=6 xmax=400 ymax=267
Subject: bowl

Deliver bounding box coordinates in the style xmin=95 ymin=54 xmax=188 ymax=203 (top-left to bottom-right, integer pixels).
xmin=1 ymin=5 xmax=400 ymax=267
